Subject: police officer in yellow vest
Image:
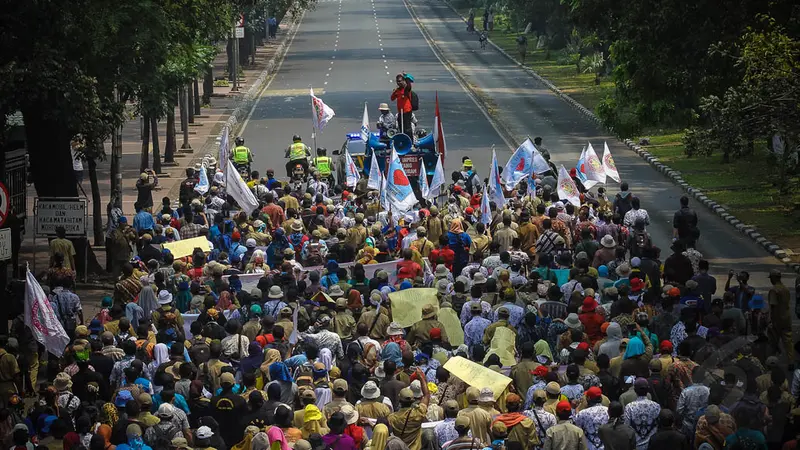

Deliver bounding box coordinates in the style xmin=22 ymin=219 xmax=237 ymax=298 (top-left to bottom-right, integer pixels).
xmin=313 ymin=147 xmax=333 ymax=180
xmin=232 ymin=137 xmax=252 ymax=166
xmin=285 ymin=134 xmax=311 ymax=177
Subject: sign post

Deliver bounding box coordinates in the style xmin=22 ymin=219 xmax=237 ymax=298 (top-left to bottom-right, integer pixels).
xmin=34 ymin=198 xmax=88 ymax=282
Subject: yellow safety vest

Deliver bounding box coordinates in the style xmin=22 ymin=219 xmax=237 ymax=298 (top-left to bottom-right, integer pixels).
xmin=314 ymin=156 xmax=331 ymax=176
xmin=289 ymin=142 xmax=307 ymax=161
xmin=233 ymin=145 xmax=250 ymax=164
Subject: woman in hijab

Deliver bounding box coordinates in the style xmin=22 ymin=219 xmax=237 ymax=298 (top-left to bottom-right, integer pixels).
xmin=261 ymin=349 xmax=283 ymax=380
xmin=251 ymin=431 xmax=271 ymax=450
xmin=534 ymin=339 xmax=554 ymax=365
xmin=187 ymin=295 xmax=204 ymax=314
xmin=151 ymin=343 xmax=170 ymax=375
xmin=267 ymin=229 xmax=291 ymax=269
xmin=381 ymin=342 xmax=404 ymax=368
xmin=267 ymin=424 xmax=291 ymax=450
xmin=619 ymin=334 xmax=653 ymax=379
xmin=268 ymin=362 xmax=298 ymax=405
xmin=301 ymin=405 xmax=329 ymax=439
xmin=240 ymin=341 xmax=264 ymax=378
xmin=94 ymin=424 xmax=115 ymax=450
xmin=447 ymin=219 xmax=472 ymax=276
xmin=216 ymin=291 xmax=235 ymax=311
xmin=232 ymin=425 xmax=261 ymax=450
xmin=694 ymin=405 xmax=735 ymax=450
xmin=317 ymin=348 xmax=335 ymax=371
xmin=174 ymin=281 xmax=191 ymax=313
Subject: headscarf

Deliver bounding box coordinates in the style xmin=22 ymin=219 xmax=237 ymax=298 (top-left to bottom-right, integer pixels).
xmin=695 ymin=409 xmax=734 ymax=450
xmin=232 ymin=426 xmax=261 ymax=450
xmin=623 ymin=336 xmax=645 ymax=360
xmin=96 ymin=424 xmax=113 ymax=447
xmin=370 ymin=424 xmax=389 ymax=450
xmin=241 ymin=342 xmax=264 ymax=375
xmin=153 ymin=343 xmax=170 ymax=367
xmin=449 ymin=219 xmax=464 ymax=234
xmin=101 ymin=403 xmax=118 ymax=427
xmin=217 ymin=291 xmax=234 ymax=310
xmin=137 ymin=278 xmax=158 ymax=319
xmin=261 ymin=349 xmax=282 ymax=373
xmin=302 ymin=405 xmax=328 ymax=438
xmin=252 ymin=432 xmax=271 ymax=450
xmin=267 ymin=426 xmax=290 ymax=450
xmin=381 ymin=343 xmax=403 ymax=367
xmin=534 ymin=339 xmax=553 ymax=364
xmin=317 ymin=349 xmax=334 ymax=371
xmin=189 ymin=295 xmax=204 ymax=312
xmin=269 ymin=362 xmax=292 ymax=382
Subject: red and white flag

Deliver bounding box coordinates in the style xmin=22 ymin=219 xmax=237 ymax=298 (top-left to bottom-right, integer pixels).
xmin=433 ymin=92 xmax=446 ymax=164
xmin=24 ymin=269 xmax=69 ymax=357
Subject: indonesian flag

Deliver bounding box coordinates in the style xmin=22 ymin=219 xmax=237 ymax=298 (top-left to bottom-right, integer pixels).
xmin=25 ymin=269 xmax=69 ymax=357
xmin=310 ymin=87 xmax=335 ymax=132
xmin=433 ymin=92 xmax=446 ymax=164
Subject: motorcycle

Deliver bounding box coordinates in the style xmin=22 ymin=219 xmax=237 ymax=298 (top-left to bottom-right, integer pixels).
xmin=234 ymin=162 xmax=251 ymax=181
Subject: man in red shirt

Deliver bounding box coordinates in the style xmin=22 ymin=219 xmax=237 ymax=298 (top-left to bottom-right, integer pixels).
xmin=396 ymin=248 xmax=422 ymax=281
xmin=578 ymin=297 xmax=605 ymax=345
xmin=429 ymin=235 xmax=455 ymax=272
xmin=390 ymin=73 xmax=414 ymax=138
xmin=260 ymin=192 xmax=285 ymax=231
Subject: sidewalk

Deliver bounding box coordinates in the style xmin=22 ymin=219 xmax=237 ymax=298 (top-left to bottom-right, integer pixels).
xmin=18 ymin=17 xmax=299 ymax=290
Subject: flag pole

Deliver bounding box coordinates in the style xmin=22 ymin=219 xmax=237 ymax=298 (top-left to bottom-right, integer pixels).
xmin=309 ymin=84 xmax=318 ymax=152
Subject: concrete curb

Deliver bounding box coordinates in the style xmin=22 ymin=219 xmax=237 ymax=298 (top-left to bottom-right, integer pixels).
xmin=167 ymin=9 xmax=306 ymax=200
xmin=439 ymin=0 xmax=798 ymax=274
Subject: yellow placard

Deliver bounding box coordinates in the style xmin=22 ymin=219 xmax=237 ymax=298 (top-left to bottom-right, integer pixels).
xmin=388 ymin=288 xmax=438 ymax=328
xmin=437 ymin=306 xmax=464 ymax=347
xmin=443 ymin=356 xmax=512 ymax=400
xmin=485 ymin=326 xmax=517 ymax=367
xmin=162 ymin=236 xmax=211 ymax=259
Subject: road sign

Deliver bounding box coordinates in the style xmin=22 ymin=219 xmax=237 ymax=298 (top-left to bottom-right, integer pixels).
xmin=34 ymin=198 xmax=87 ymax=237
xmin=0 ymin=182 xmax=10 ymax=228
xmin=235 ymin=26 xmax=245 ymax=38
xmin=0 ymin=229 xmax=11 ymax=261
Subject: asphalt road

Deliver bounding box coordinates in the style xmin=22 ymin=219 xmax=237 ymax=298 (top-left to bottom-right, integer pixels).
xmin=241 ymin=0 xmax=793 ymax=300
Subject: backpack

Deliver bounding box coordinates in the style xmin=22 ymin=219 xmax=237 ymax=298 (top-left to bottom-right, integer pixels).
xmin=189 ymin=337 xmax=211 ymax=365
xmin=153 ymin=423 xmax=178 ymax=445
xmin=633 ymin=230 xmax=651 ymax=250
xmin=306 ymin=242 xmax=323 ymax=266
xmin=410 ymin=91 xmax=419 ymax=111
xmin=179 ymin=178 xmax=196 ymax=203
xmin=615 ymin=194 xmax=632 ymax=215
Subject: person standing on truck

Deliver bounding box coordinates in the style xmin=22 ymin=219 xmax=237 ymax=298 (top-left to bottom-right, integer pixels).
xmin=376 ymin=103 xmax=396 ymax=138
xmin=285 ymin=135 xmax=311 ymax=178
xmin=391 ymin=73 xmax=417 ymax=140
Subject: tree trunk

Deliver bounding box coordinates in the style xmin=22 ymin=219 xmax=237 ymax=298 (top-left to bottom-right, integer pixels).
xmin=203 ymin=67 xmax=213 ymax=105
xmin=22 ymin=109 xmax=78 ymax=197
xmin=87 ymin=157 xmax=104 ymax=246
xmin=181 ymin=87 xmax=192 ymax=150
xmin=227 ymin=38 xmax=236 ymax=83
xmin=193 ymin=78 xmax=201 ymax=115
xmin=179 ymin=88 xmax=186 ymax=132
xmin=164 ymin=96 xmax=177 ymax=163
xmin=240 ymin=32 xmax=250 ymax=66
xmin=151 ymin=116 xmax=162 ymax=174
xmin=140 ymin=114 xmax=150 ymax=172
xmin=187 ymin=83 xmax=195 ymax=124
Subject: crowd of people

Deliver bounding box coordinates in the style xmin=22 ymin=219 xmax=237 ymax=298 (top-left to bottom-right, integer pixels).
xmin=5 ymin=155 xmax=799 ymax=450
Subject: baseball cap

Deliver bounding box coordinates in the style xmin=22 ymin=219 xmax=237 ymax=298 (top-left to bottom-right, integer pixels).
xmin=333 ymin=378 xmax=349 ymax=393
xmin=585 ymin=386 xmax=602 ymax=400
xmin=220 ymin=372 xmax=235 ymax=386
xmin=455 ymin=416 xmax=471 ymax=430
xmin=196 ymin=426 xmax=214 ymax=439
xmin=545 ymin=381 xmax=561 ymax=395
xmin=556 ymin=400 xmax=572 ymax=415
xmin=399 ymin=387 xmax=414 ymax=402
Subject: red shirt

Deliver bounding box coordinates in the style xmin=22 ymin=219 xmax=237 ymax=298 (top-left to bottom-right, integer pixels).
xmin=261 ymin=203 xmax=285 ymax=231
xmin=391 ymin=88 xmax=413 ymax=113
xmin=429 ymin=247 xmax=455 ymax=271
xmin=396 ymin=260 xmax=422 ymax=280
xmin=579 ymin=311 xmax=605 ymax=345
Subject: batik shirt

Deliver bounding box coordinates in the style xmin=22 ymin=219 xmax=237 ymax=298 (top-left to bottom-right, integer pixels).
xmin=434 ymin=418 xmax=460 ymax=449
xmin=560 ymin=383 xmax=584 ymax=403
xmin=525 ymin=407 xmax=557 ymax=450
xmin=624 ymin=397 xmax=661 ymax=450
xmin=574 ymin=405 xmax=609 ymax=450
xmin=670 ymin=321 xmax=687 ymax=356
xmin=492 ymin=302 xmax=525 ymax=328
xmin=676 ymin=383 xmax=709 ymax=432
xmin=464 ymin=316 xmax=492 ymax=348
xmin=460 ymin=300 xmax=492 ymax=325
xmin=524 ymin=381 xmax=547 ymax=410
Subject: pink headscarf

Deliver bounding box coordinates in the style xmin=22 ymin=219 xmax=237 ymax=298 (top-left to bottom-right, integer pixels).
xmin=267 ymin=426 xmax=290 ymax=450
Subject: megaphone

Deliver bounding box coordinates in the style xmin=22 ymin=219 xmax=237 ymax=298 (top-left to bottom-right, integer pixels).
xmin=417 ymin=133 xmax=434 ymax=151
xmin=392 ymin=133 xmax=413 ymax=155
xmin=368 ymin=133 xmax=388 ymax=151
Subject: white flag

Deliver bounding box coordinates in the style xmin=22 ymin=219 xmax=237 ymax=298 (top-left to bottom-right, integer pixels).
xmin=419 ymin=163 xmax=430 ymax=199
xmin=380 ymin=173 xmax=388 ymax=211
xmin=602 ymin=141 xmax=621 ymax=183
xmin=288 ymin=306 xmax=300 ymax=345
xmin=310 ymin=87 xmax=335 ymax=132
xmin=429 ymin=155 xmax=445 ymax=198
xmin=25 ymin=269 xmax=69 ymax=357
xmin=480 ymin=184 xmax=491 ymax=225
xmin=345 ymin=150 xmax=359 ymax=188
xmin=557 ymin=165 xmax=581 ymax=206
xmin=194 ymin=162 xmax=209 ymax=195
xmin=361 ymin=102 xmax=370 ymax=141
xmin=488 ymin=149 xmax=505 ymax=207
xmin=218 ymin=127 xmax=230 ymax=175
xmin=225 ymin=160 xmax=259 ymax=213
xmin=584 ymin=143 xmax=606 ymax=184
xmin=367 ymin=153 xmax=382 ymax=190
